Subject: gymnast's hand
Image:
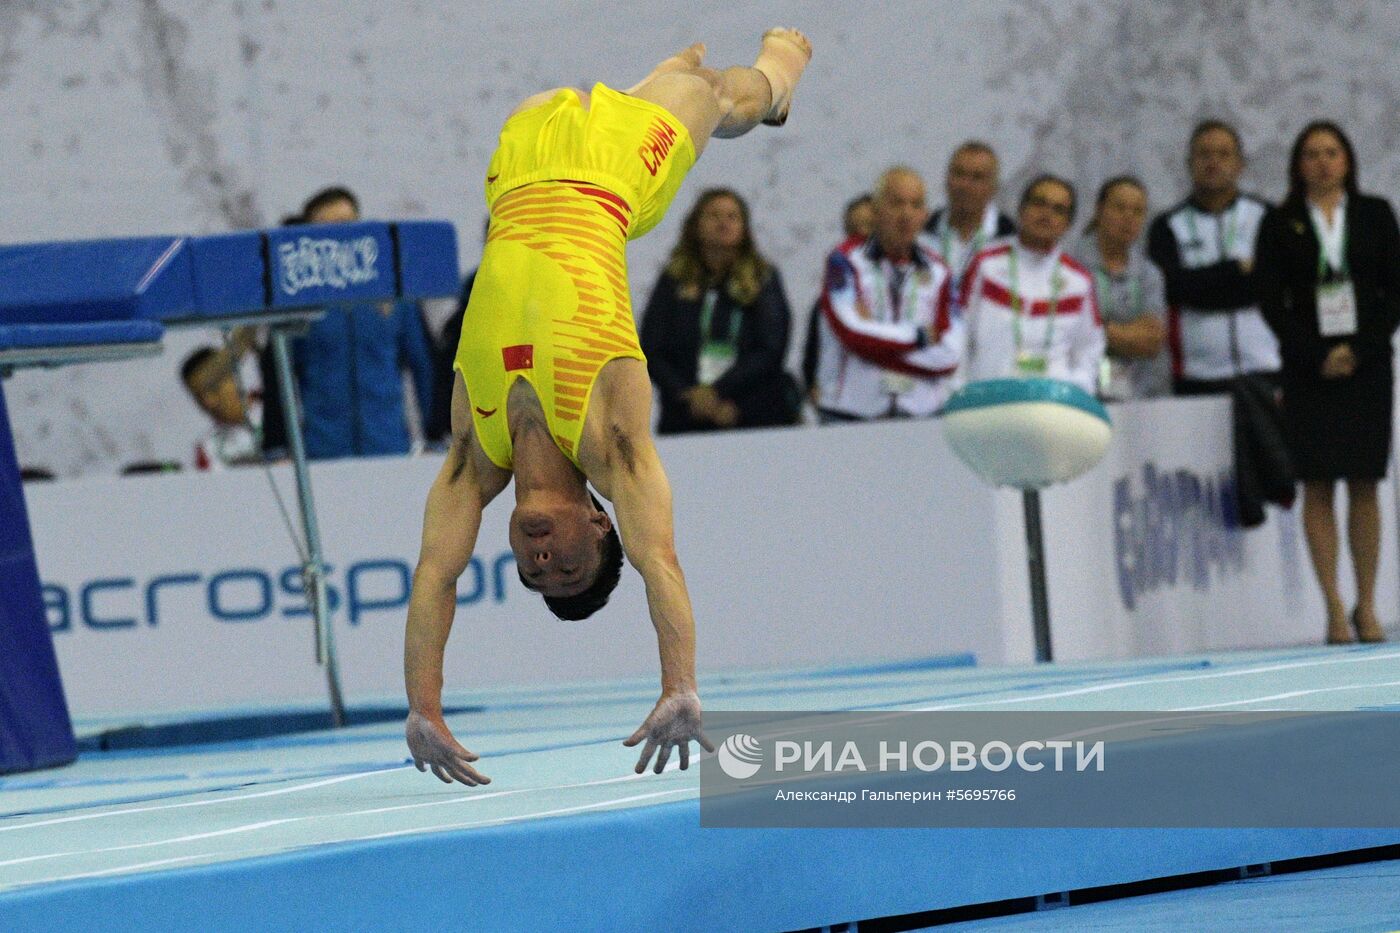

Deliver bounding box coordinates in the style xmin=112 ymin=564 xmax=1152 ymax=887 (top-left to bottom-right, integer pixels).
xmin=623 ymin=691 xmax=715 ymax=774
xmin=406 ymin=710 xmax=491 ymax=786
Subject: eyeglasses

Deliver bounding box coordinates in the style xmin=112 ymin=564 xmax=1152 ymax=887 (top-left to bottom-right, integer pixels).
xmin=1025 ymin=195 xmax=1073 ymax=217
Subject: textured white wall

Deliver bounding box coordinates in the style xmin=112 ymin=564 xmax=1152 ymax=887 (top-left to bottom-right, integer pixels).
xmin=4 ymin=0 xmax=1399 ymax=475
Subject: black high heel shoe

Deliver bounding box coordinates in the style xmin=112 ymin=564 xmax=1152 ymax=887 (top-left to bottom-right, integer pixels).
xmin=1327 ymin=609 xmax=1354 ymax=645
xmin=1353 ymin=608 xmax=1386 ymax=644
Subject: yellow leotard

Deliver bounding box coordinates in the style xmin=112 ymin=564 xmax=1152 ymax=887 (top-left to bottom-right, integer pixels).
xmin=453 ymin=82 xmax=696 ymax=468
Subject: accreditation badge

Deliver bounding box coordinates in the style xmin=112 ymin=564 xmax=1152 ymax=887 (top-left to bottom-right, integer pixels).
xmin=1316 ymin=280 xmax=1358 ymax=337
xmin=1015 ymin=353 xmax=1049 ymax=377
xmin=1099 ymin=357 xmax=1130 ymax=401
xmin=880 ymin=373 xmax=916 ymax=396
xmin=697 ymin=342 xmax=736 ymax=386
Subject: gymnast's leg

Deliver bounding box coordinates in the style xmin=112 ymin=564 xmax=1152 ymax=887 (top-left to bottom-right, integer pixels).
xmin=625 ymin=28 xmax=812 ymax=157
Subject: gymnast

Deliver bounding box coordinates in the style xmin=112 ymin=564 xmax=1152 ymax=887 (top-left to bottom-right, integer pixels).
xmin=403 ymin=30 xmax=812 ymax=785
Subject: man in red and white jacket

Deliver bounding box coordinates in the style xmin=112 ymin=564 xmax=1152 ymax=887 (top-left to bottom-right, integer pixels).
xmin=814 ymin=166 xmax=963 ymax=421
xmin=961 ymin=175 xmax=1105 ymax=395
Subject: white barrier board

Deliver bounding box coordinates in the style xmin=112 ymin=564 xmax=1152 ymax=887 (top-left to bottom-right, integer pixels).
xmin=29 ymin=421 xmax=1005 ymax=716
xmin=1036 ymin=396 xmax=1397 ymax=659
xmin=28 ymin=400 xmax=1396 ymax=717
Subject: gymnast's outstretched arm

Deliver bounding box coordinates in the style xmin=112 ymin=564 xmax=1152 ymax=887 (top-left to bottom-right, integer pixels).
xmin=585 ymin=360 xmax=713 ymax=773
xmin=404 ymin=375 xmax=509 ymax=785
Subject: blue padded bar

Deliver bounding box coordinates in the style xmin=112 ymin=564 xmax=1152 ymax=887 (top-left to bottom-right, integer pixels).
xmin=264 ymin=222 xmax=399 ymax=309
xmin=186 ymin=232 xmax=268 ymax=320
xmin=0 ymin=237 xmax=196 ymax=325
xmin=394 ymin=221 xmax=460 ymax=300
xmin=0 ymin=321 xmax=164 ymax=351
xmin=0 ymin=222 xmax=460 ymax=327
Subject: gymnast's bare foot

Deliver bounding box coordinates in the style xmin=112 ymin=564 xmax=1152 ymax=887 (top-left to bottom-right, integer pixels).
xmin=756 ymin=27 xmax=812 ymax=126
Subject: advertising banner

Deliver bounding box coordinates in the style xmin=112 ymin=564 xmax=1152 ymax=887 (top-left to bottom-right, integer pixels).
xmin=27 ymin=401 xmax=1397 ymax=718
xmin=29 ymin=422 xmax=1004 ymax=716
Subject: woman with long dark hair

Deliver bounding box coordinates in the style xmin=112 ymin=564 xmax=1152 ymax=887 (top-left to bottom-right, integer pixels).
xmin=640 ymin=187 xmax=798 ymax=433
xmin=1256 ymin=121 xmax=1400 ymax=643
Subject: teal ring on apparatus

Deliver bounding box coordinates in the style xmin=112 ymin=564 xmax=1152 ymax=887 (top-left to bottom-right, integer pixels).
xmin=942 ymin=377 xmax=1111 ymax=426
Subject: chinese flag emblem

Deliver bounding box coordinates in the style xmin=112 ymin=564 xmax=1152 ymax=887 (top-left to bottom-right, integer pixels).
xmin=502 ymin=344 xmax=534 ymax=371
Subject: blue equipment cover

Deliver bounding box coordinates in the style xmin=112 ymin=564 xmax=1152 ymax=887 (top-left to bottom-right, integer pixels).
xmin=0 ymin=221 xmax=460 ymax=326
xmin=0 ymin=237 xmax=197 ymax=324
xmin=0 ymin=380 xmax=77 ymax=774
xmin=0 ymin=220 xmax=459 ymax=774
xmin=0 ymin=320 xmax=164 ymax=351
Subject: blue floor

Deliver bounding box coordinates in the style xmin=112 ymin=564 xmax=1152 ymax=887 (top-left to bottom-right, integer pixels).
xmin=1 ymin=646 xmax=1398 ymax=932
xmin=932 ymin=859 xmax=1400 ymax=931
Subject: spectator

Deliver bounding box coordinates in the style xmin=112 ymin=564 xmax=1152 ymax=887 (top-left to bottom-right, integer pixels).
xmin=1256 ymin=121 xmax=1400 ymax=644
xmin=289 ymin=186 xmax=436 ymax=460
xmin=843 ymin=193 xmax=875 ymax=241
xmin=424 ymin=270 xmax=476 ymax=444
xmin=961 ymin=175 xmax=1105 ymax=394
xmin=814 ymin=166 xmax=961 ymax=422
xmin=180 ymin=328 xmax=263 ymax=470
xmin=426 ymin=219 xmax=490 ymax=444
xmin=802 ymin=193 xmax=874 ymax=402
xmin=1148 ymin=120 xmax=1278 ymax=394
xmin=640 ymin=188 xmax=799 ymax=434
xmin=924 ymin=140 xmax=1016 ymax=287
xmin=1073 ymin=176 xmax=1170 ymax=399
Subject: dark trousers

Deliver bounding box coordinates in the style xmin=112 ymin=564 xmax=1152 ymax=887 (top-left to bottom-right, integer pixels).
xmin=1176 ymin=371 xmax=1279 ymax=397
xmin=657 ymin=372 xmax=801 ymax=435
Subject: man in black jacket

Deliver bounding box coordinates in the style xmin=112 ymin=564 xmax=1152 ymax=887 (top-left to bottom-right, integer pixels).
xmin=1147 ymin=120 xmax=1279 ymax=395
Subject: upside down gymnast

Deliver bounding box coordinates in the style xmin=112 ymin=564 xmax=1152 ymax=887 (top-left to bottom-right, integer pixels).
xmin=403 ymin=30 xmax=813 ymax=785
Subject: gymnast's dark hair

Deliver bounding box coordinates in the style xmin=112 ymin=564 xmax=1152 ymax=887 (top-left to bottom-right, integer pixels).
xmin=518 ymin=493 xmax=624 ymax=621
xmin=302 ymin=186 xmax=360 ymax=220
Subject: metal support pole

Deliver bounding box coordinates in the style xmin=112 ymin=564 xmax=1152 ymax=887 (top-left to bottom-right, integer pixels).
xmin=270 ymin=324 xmax=346 ymax=727
xmin=1022 ymin=488 xmax=1053 ymax=663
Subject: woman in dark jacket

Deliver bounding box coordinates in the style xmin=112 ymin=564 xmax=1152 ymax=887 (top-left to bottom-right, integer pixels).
xmin=1256 ymin=121 xmax=1400 ymax=644
xmin=640 ymin=188 xmax=798 ymax=435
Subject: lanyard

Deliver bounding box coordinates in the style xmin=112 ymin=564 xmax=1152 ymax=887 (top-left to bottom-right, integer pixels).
xmin=698 ymin=289 xmax=742 ymax=346
xmin=1008 ymin=245 xmax=1063 ymax=356
xmin=1187 ymin=205 xmax=1238 ymax=260
xmin=1310 ymin=207 xmax=1350 ymax=279
xmin=940 ymin=221 xmax=985 ymax=279
xmin=1093 ymin=267 xmax=1143 ymax=320
xmin=868 ymin=258 xmax=920 ymax=323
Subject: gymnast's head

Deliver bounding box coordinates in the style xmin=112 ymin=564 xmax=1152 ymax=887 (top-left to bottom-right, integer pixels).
xmin=510 ymin=491 xmax=623 ymax=620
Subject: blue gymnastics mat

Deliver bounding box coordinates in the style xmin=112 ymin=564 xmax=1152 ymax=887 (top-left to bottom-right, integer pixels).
xmin=1 ymin=647 xmax=1398 ymax=932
